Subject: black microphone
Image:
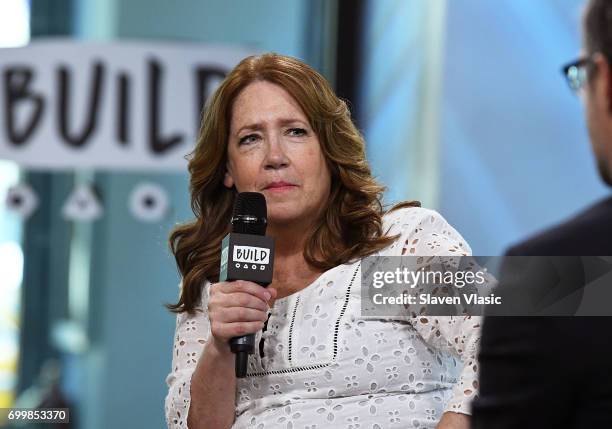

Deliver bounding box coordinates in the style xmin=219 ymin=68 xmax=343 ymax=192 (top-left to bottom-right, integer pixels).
xmin=219 ymin=192 xmax=275 ymax=377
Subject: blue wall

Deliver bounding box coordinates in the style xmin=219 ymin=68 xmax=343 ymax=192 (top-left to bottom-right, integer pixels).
xmin=362 ymin=0 xmax=609 ymax=256
xmin=440 ymin=0 xmax=608 ymax=255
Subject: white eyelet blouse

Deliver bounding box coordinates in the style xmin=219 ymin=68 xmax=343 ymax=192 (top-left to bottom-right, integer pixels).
xmin=165 ymin=207 xmax=481 ymax=429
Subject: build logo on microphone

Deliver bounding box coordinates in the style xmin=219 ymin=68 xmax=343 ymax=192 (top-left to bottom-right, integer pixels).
xmin=219 ymin=233 xmax=274 ymax=284
xmin=233 ymin=245 xmax=270 ymax=270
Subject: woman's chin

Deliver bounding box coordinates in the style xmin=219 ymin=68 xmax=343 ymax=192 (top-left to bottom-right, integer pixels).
xmin=266 ymin=206 xmax=309 ymax=227
xmin=267 ymin=212 xmax=299 ymax=225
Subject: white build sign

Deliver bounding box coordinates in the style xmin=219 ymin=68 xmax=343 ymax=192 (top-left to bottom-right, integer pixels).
xmin=0 ymin=40 xmax=254 ymax=170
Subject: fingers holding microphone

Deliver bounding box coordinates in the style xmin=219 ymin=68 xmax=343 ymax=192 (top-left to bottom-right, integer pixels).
xmin=208 ymin=280 xmax=277 ymax=342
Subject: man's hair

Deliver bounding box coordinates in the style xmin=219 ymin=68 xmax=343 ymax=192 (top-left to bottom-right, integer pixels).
xmin=584 ymin=0 xmax=612 ymax=61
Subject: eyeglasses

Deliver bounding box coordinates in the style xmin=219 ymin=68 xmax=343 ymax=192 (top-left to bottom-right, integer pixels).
xmin=561 ymin=56 xmax=595 ymax=93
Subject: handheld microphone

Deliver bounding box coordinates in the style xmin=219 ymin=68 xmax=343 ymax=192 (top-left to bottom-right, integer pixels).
xmin=219 ymin=192 xmax=274 ymax=378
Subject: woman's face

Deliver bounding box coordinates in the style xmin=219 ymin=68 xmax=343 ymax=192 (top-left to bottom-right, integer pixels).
xmin=224 ymin=80 xmax=332 ymax=228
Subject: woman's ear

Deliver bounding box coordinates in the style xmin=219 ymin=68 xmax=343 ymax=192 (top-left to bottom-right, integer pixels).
xmin=223 ymin=167 xmax=235 ymax=189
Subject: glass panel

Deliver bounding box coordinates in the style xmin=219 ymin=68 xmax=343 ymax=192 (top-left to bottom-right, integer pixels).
xmin=0 ymin=161 xmax=23 ymax=409
xmin=0 ymin=0 xmax=29 ymax=411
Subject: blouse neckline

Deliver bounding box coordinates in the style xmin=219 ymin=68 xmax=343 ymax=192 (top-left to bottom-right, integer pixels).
xmin=271 ymin=259 xmax=359 ymax=305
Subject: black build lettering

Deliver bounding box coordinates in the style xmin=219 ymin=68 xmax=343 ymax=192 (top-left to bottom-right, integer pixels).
xmin=257 ymin=249 xmax=268 ymax=262
xmin=117 ymin=72 xmax=130 ymax=145
xmin=148 ymin=58 xmax=183 ymax=155
xmin=3 ymin=67 xmax=45 ymax=146
xmin=57 ymin=61 xmax=105 ymax=148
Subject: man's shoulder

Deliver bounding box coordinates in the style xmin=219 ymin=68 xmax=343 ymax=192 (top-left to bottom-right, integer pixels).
xmin=507 ymin=196 xmax=612 ymax=256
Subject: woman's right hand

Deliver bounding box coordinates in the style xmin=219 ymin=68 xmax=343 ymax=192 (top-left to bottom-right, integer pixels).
xmin=207 ymin=280 xmax=277 ymax=344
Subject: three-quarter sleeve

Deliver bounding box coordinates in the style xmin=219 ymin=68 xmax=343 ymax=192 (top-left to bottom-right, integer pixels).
xmin=393 ymin=208 xmax=481 ymax=415
xmin=165 ymin=282 xmax=211 ymax=428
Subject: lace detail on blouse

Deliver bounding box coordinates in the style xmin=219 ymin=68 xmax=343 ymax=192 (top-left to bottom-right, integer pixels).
xmin=165 ymin=207 xmax=481 ymax=428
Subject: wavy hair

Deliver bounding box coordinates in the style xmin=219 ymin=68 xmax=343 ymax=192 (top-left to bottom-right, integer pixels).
xmin=167 ymin=53 xmax=419 ymax=314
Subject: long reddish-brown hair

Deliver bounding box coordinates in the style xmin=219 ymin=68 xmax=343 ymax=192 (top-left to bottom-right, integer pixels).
xmin=167 ymin=53 xmax=419 ymax=314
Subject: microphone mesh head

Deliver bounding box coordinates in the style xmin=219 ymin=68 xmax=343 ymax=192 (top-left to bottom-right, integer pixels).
xmin=231 ymin=192 xmax=267 ymax=235
xmin=232 ymin=192 xmax=266 ymax=218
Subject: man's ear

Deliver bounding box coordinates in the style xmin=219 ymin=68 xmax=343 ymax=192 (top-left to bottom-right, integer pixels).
xmin=591 ymin=54 xmax=612 ymax=113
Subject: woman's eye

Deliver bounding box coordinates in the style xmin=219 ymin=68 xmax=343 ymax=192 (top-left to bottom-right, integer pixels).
xmin=239 ymin=134 xmax=259 ymax=145
xmin=287 ymin=128 xmax=307 ymax=137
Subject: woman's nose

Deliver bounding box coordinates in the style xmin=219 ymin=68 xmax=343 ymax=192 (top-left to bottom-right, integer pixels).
xmin=264 ymin=134 xmax=289 ymax=170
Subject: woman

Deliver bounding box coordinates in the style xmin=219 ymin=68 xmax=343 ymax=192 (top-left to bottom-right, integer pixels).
xmin=165 ymin=53 xmax=479 ymax=429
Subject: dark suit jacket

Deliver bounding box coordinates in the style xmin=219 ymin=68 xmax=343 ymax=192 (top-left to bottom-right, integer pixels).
xmin=472 ymin=196 xmax=612 ymax=428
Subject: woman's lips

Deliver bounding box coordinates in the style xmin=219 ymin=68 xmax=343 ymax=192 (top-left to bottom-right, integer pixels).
xmin=264 ymin=182 xmax=297 ymax=191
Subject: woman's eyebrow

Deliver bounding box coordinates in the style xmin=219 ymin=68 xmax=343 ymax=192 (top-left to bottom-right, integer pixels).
xmin=235 ymin=123 xmax=263 ymax=135
xmin=234 ymin=118 xmax=307 ymax=135
xmin=277 ymin=118 xmax=307 ymax=127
